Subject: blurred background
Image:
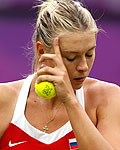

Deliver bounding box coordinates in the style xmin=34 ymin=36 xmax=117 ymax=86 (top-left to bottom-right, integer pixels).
xmin=0 ymin=0 xmax=120 ymax=86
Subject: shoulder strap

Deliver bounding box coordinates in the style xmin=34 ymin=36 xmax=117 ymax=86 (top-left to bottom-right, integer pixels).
xmin=11 ymin=74 xmax=34 ymax=123
xmin=76 ymin=87 xmax=85 ymax=110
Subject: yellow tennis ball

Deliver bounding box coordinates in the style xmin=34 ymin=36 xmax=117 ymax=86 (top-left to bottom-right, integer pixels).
xmin=35 ymin=81 xmax=56 ymax=99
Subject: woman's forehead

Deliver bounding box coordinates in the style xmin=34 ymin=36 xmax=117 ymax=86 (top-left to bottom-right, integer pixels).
xmin=59 ymin=31 xmax=96 ymax=52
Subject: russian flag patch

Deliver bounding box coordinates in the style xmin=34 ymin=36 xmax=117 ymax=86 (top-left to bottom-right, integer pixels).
xmin=69 ymin=138 xmax=79 ymax=150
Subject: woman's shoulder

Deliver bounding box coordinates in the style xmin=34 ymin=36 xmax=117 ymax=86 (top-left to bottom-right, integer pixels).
xmin=0 ymin=79 xmax=25 ymax=138
xmin=84 ymin=77 xmax=120 ymax=108
xmin=84 ymin=77 xmax=120 ymax=95
xmin=0 ymin=79 xmax=25 ymax=105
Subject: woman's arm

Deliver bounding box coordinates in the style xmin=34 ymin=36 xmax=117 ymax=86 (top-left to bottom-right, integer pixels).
xmin=64 ymin=83 xmax=120 ymax=150
xmin=0 ymin=84 xmax=11 ymax=138
xmin=0 ymin=81 xmax=23 ymax=138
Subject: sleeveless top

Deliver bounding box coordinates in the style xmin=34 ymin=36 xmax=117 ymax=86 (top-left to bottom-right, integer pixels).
xmin=0 ymin=74 xmax=85 ymax=150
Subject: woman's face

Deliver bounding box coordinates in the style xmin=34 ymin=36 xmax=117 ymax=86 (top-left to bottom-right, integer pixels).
xmin=59 ymin=30 xmax=96 ymax=90
xmin=40 ymin=30 xmax=96 ymax=90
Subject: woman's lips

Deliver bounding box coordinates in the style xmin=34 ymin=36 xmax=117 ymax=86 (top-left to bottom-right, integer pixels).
xmin=73 ymin=77 xmax=86 ymax=83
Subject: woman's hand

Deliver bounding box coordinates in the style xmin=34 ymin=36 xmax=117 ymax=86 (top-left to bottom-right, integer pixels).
xmin=36 ymin=38 xmax=76 ymax=103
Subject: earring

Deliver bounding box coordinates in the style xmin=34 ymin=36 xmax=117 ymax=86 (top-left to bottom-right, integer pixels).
xmin=39 ymin=49 xmax=44 ymax=54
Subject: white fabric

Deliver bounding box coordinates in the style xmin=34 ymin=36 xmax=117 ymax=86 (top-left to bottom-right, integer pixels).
xmin=11 ymin=74 xmax=85 ymax=144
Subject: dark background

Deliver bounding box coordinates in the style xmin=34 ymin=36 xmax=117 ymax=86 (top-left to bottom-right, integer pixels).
xmin=0 ymin=0 xmax=120 ymax=86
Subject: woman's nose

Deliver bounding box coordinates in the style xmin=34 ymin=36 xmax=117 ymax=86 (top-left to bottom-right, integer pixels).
xmin=76 ymin=58 xmax=88 ymax=72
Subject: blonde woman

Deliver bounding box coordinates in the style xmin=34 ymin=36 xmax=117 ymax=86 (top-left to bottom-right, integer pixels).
xmin=0 ymin=0 xmax=120 ymax=149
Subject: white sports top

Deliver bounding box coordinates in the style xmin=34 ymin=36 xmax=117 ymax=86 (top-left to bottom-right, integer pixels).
xmin=11 ymin=74 xmax=85 ymax=144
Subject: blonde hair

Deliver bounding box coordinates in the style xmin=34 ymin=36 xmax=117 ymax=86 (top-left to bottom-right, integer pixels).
xmin=32 ymin=0 xmax=99 ymax=71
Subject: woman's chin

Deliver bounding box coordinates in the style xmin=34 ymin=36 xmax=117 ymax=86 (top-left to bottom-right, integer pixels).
xmin=73 ymin=83 xmax=83 ymax=90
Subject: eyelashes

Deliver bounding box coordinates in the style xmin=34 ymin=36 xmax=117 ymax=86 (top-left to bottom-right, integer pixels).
xmin=65 ymin=54 xmax=93 ymax=62
xmin=86 ymin=54 xmax=93 ymax=57
xmin=66 ymin=56 xmax=77 ymax=62
xmin=66 ymin=58 xmax=75 ymax=61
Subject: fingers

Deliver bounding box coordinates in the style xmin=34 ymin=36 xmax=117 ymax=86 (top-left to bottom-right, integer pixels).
xmin=53 ymin=37 xmax=63 ymax=61
xmin=37 ymin=66 xmax=56 ymax=76
xmin=36 ymin=65 xmax=60 ymax=84
xmin=36 ymin=74 xmax=58 ymax=84
xmin=39 ymin=54 xmax=57 ymax=64
xmin=39 ymin=37 xmax=60 ymax=63
xmin=37 ymin=37 xmax=66 ymax=83
xmin=39 ymin=37 xmax=63 ymax=67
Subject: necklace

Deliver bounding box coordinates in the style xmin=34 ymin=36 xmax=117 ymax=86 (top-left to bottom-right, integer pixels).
xmin=43 ymin=103 xmax=63 ymax=133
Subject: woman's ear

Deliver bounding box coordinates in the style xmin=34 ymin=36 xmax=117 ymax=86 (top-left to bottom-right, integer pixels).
xmin=36 ymin=41 xmax=44 ymax=56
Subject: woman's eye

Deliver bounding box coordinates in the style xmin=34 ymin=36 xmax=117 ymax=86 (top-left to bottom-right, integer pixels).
xmin=86 ymin=54 xmax=93 ymax=58
xmin=66 ymin=57 xmax=76 ymax=62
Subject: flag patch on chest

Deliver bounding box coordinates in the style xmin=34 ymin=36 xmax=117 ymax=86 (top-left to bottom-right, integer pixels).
xmin=69 ymin=138 xmax=79 ymax=150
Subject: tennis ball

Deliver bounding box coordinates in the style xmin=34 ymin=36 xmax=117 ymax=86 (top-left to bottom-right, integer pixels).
xmin=35 ymin=81 xmax=56 ymax=99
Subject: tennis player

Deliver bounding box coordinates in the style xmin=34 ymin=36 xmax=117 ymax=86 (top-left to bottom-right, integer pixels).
xmin=0 ymin=0 xmax=120 ymax=149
